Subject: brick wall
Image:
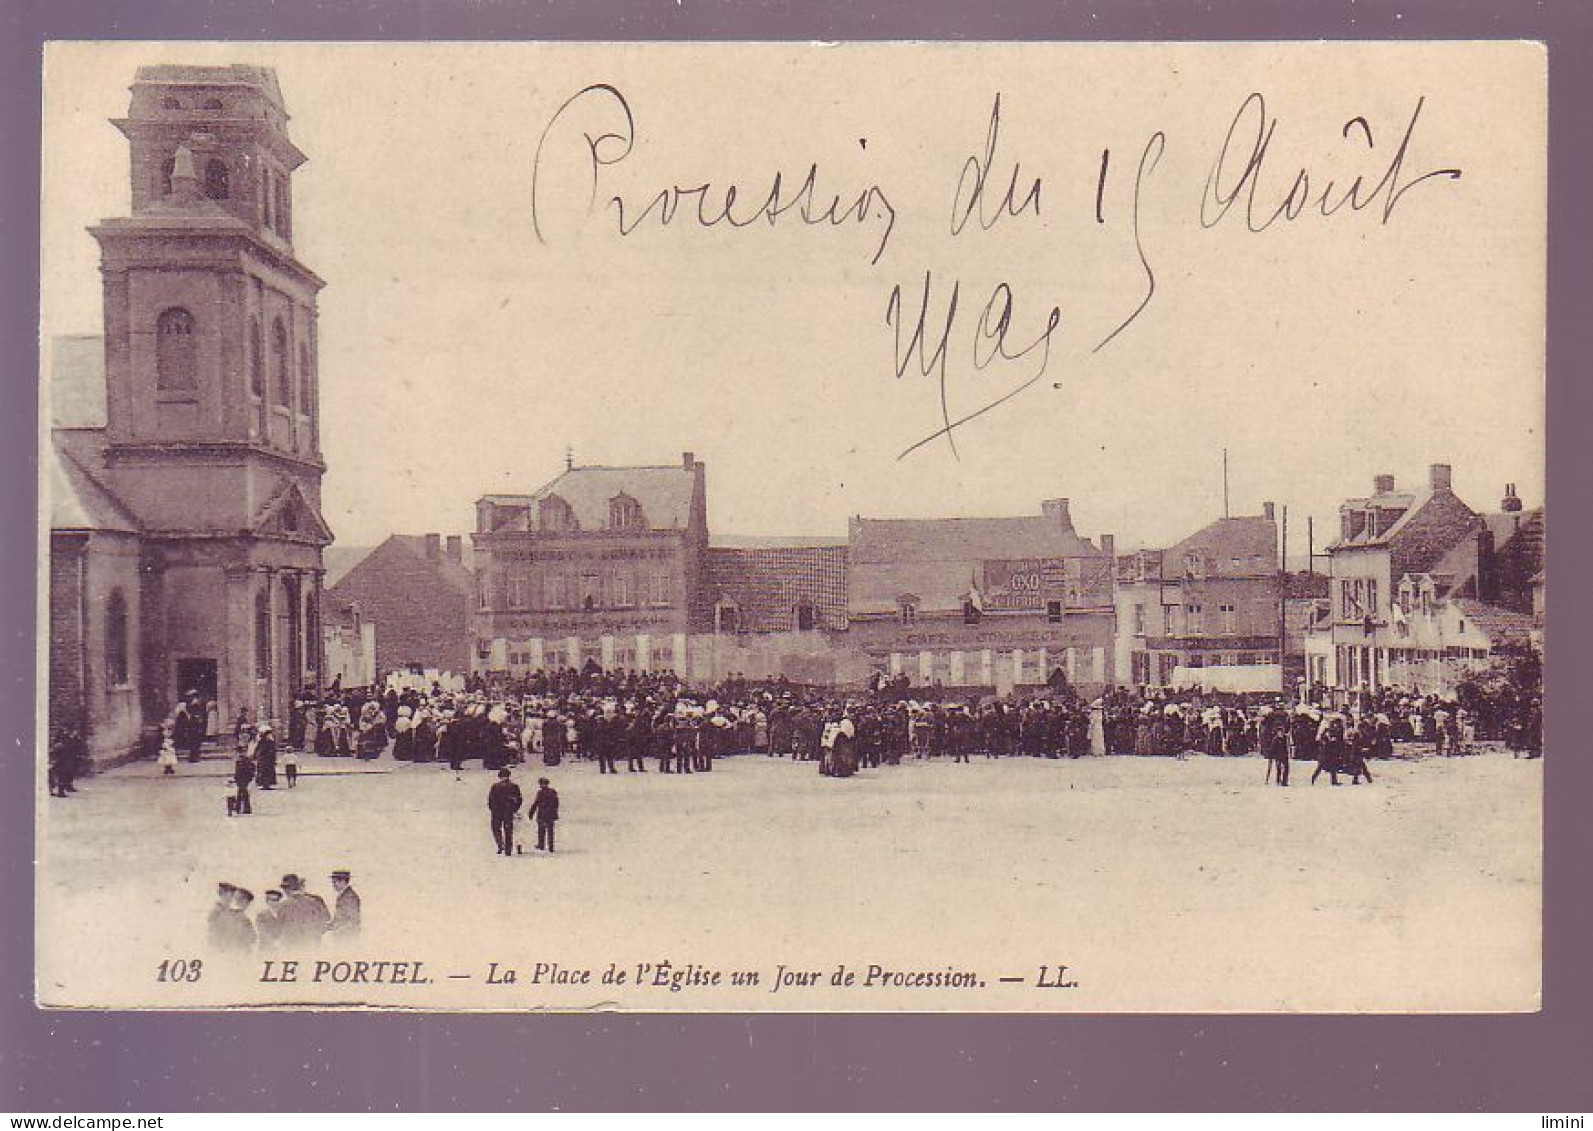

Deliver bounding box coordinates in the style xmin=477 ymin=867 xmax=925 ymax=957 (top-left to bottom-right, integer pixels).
xmin=706 ymin=546 xmax=849 ymax=632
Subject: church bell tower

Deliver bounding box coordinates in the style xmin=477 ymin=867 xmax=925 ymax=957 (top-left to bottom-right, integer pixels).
xmin=90 ymin=64 xmax=333 ymax=727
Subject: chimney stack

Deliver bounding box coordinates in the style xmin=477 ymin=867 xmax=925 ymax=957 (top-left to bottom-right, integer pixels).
xmin=683 ymin=451 xmax=696 ymax=469
xmin=445 ymin=535 xmax=463 ymax=564
xmin=424 ymin=533 xmax=441 ymax=561
xmin=1501 ymin=483 xmax=1522 ymax=513
xmin=1041 ymin=498 xmax=1075 ymax=533
xmin=1100 ymin=534 xmax=1115 ymax=559
xmin=1373 ymin=473 xmax=1395 ymax=495
xmin=1429 ymin=463 xmax=1453 ymax=492
xmin=1262 ymin=501 xmax=1276 ymax=522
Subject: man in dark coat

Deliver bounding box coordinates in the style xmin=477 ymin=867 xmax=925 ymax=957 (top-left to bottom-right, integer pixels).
xmin=1262 ymin=708 xmax=1291 ymax=786
xmin=488 ymin=768 xmax=523 ymax=856
xmin=177 ymin=694 xmax=206 ymax=762
xmin=528 ymin=777 xmax=560 ymax=853
xmin=627 ymin=710 xmax=651 ymax=772
xmin=595 ymin=711 xmax=619 ymax=774
xmin=329 ymin=870 xmax=362 ymax=942
xmin=232 ymin=748 xmax=256 ymax=815
xmin=278 ymin=874 xmax=330 ymax=947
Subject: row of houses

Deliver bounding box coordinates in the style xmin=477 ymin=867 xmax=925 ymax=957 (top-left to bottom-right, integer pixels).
xmin=326 ymin=454 xmax=1543 ymax=699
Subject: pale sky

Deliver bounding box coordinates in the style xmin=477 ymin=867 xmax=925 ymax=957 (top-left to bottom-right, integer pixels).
xmin=41 ymin=41 xmax=1546 ymax=552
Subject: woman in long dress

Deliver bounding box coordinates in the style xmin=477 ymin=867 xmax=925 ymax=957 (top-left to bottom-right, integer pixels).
xmin=1088 ymin=700 xmax=1107 ymax=757
xmin=357 ymin=700 xmax=386 ymax=760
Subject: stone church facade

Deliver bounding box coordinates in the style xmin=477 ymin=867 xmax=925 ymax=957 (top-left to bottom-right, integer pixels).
xmin=48 ymin=64 xmax=331 ymax=765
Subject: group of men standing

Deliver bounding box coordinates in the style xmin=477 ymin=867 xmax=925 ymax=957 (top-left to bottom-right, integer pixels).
xmin=207 ymin=871 xmax=361 ymax=954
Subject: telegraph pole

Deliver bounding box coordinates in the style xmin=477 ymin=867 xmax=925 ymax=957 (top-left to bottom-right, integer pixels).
xmin=1278 ymin=505 xmax=1288 ymax=697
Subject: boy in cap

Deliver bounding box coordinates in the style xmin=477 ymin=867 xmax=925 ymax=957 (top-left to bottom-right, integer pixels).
xmin=256 ymin=889 xmax=286 ymax=952
xmin=232 ymin=745 xmax=255 ymax=815
xmin=528 ymin=777 xmax=560 ymax=853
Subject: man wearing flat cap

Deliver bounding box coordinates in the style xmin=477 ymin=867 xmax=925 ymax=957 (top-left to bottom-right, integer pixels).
xmin=329 ymin=870 xmax=361 ymax=942
xmin=528 ymin=777 xmax=560 ymax=853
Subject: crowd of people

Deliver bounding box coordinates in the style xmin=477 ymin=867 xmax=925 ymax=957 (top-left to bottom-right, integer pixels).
xmin=45 ymin=661 xmax=1543 ymax=809
xmin=233 ymin=662 xmax=1544 ymax=787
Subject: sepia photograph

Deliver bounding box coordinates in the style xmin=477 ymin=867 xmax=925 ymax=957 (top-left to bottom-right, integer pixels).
xmin=36 ymin=39 xmax=1546 ymax=1012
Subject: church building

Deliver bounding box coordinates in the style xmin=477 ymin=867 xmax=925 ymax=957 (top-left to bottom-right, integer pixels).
xmin=48 ymin=64 xmax=332 ymax=765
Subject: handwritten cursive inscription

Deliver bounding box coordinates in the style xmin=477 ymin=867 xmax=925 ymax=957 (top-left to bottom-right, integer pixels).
xmin=1202 ymin=92 xmax=1462 ymax=231
xmin=532 ymin=84 xmax=898 ymax=265
xmin=887 ymin=272 xmax=1062 ymax=461
xmin=528 ymin=82 xmax=1467 ymax=462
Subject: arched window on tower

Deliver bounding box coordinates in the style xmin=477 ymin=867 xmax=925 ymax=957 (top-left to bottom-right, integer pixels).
xmin=105 ymin=589 xmax=129 ymax=687
xmin=155 ymin=308 xmax=198 ymax=394
xmin=201 ymin=97 xmax=224 ymax=111
xmin=204 ymin=158 xmax=229 ymax=200
xmin=272 ymin=318 xmax=291 ymax=406
xmin=160 ymin=156 xmax=176 ymax=198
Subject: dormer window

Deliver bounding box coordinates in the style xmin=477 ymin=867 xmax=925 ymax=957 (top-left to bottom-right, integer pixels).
xmin=608 ymin=493 xmax=644 ymax=531
xmin=539 ymin=494 xmax=577 ymax=532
